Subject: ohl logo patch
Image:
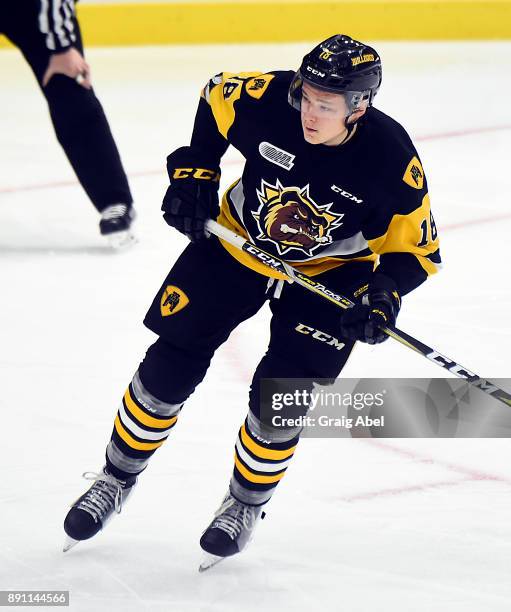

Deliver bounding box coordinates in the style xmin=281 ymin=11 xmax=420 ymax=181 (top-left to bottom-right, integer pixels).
xmin=252 ymin=179 xmax=344 ymax=256
xmin=160 ymin=285 xmax=189 ymax=317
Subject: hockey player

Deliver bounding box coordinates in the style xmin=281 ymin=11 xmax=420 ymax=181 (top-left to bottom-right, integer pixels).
xmin=63 ymin=35 xmax=441 ymax=568
xmin=0 ymin=0 xmax=135 ymax=246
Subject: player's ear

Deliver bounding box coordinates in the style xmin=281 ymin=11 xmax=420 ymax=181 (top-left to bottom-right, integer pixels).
xmin=347 ymin=106 xmax=367 ymax=124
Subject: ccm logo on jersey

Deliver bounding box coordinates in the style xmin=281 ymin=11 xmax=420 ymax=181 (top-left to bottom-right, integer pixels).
xmin=331 ymin=184 xmax=363 ymax=204
xmin=295 ymin=324 xmax=346 ymax=351
xmin=259 ymin=142 xmax=295 ymax=170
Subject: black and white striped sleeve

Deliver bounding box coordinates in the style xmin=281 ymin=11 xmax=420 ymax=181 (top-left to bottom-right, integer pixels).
xmin=38 ymin=0 xmax=78 ymax=53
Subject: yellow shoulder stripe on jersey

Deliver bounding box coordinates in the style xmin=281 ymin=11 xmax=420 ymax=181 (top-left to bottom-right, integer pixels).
xmin=114 ymin=416 xmax=165 ymax=451
xmin=234 ymin=455 xmax=286 ymax=484
xmin=367 ymin=193 xmax=440 ymax=276
xmin=240 ymin=424 xmax=296 ymax=460
xmin=403 ymin=156 xmax=424 ymax=190
xmin=207 ymin=71 xmax=267 ymax=138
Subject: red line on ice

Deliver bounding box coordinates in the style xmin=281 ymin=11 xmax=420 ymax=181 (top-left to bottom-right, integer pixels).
xmin=340 ymin=478 xmax=472 ymax=502
xmin=441 ymin=212 xmax=511 ymax=231
xmin=1 ymin=124 xmax=510 ymax=198
xmin=415 ymin=124 xmax=511 ymax=142
xmin=364 ymin=438 xmax=511 ymax=485
xmin=337 ymin=439 xmax=511 ymax=503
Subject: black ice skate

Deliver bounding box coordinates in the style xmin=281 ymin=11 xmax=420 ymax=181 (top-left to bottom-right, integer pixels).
xmin=99 ymin=203 xmax=136 ymax=248
xmin=199 ymin=491 xmax=265 ymax=572
xmin=63 ymin=468 xmax=137 ymax=552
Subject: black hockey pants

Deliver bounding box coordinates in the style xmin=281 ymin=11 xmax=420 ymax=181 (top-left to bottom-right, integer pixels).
xmin=141 ymin=237 xmax=373 ymax=415
xmin=106 ymin=237 xmax=373 ymax=503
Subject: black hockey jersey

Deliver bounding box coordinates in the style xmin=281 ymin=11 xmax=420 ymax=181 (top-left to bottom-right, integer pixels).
xmin=188 ymin=70 xmax=441 ymax=295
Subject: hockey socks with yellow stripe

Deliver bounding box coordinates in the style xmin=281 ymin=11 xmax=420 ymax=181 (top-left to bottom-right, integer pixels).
xmin=106 ymin=370 xmax=182 ymax=479
xmin=63 ymin=381 xmax=299 ymax=557
xmin=63 ymin=371 xmax=181 ymax=548
xmin=230 ymin=411 xmax=299 ymax=505
xmin=200 ymin=411 xmax=300 ymax=562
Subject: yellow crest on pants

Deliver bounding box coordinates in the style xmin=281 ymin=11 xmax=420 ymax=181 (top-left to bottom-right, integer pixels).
xmin=160 ymin=285 xmax=189 ymax=317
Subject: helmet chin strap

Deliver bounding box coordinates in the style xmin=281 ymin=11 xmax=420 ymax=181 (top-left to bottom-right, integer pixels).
xmin=337 ymin=107 xmax=369 ymax=144
xmin=335 ymin=121 xmax=355 ymax=146
xmin=342 ymin=112 xmax=359 ymax=138
xmin=344 ymin=116 xmax=356 ymax=130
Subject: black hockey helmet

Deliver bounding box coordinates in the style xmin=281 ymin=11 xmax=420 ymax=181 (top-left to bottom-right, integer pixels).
xmin=288 ymin=34 xmax=382 ymax=116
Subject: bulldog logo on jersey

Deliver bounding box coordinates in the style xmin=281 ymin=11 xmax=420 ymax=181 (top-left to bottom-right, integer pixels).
xmin=160 ymin=285 xmax=189 ymax=317
xmin=252 ymin=179 xmax=344 ymax=256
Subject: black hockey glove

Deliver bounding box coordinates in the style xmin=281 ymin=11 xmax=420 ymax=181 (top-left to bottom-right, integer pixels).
xmin=162 ymin=147 xmax=221 ymax=242
xmin=340 ymin=274 xmax=401 ymax=344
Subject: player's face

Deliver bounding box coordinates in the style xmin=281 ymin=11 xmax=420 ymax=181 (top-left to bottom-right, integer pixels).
xmin=300 ymin=83 xmax=350 ymax=146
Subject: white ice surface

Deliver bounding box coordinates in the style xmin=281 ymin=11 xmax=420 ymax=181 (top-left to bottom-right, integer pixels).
xmin=1 ymin=42 xmax=511 ymax=611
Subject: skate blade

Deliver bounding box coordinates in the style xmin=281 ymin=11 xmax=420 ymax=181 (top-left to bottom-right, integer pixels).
xmin=199 ymin=553 xmax=225 ymax=573
xmin=63 ymin=535 xmax=79 ymax=553
xmin=105 ymin=230 xmax=137 ymax=250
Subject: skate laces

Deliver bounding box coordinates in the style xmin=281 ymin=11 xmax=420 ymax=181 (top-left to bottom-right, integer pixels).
xmin=212 ymin=495 xmax=257 ymax=540
xmin=76 ymin=471 xmax=126 ymax=521
xmin=101 ymin=204 xmax=128 ymax=220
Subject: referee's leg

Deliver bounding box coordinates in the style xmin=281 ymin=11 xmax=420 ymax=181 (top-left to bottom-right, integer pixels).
xmin=2 ymin=6 xmax=132 ymax=214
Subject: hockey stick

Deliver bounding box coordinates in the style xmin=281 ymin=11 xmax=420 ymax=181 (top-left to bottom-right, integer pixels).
xmin=205 ymin=219 xmax=511 ymax=408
